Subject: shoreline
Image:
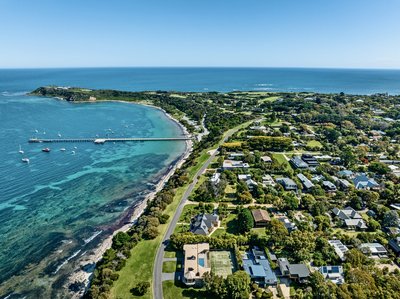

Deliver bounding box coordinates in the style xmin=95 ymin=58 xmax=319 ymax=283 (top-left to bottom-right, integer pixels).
xmin=61 ymin=99 xmax=193 ymax=297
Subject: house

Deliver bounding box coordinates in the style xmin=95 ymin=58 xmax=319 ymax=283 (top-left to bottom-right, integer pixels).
xmin=262 ymin=174 xmax=276 ymax=187
xmin=337 ymin=170 xmax=354 ymax=178
xmin=251 ymin=209 xmax=271 ymax=227
xmin=319 ymin=266 xmax=345 ymax=284
xmin=290 ymin=156 xmax=308 ymax=169
xmin=182 ymin=243 xmax=211 ymax=286
xmin=238 ymin=174 xmax=252 ymax=181
xmin=337 ymin=178 xmax=352 ymax=190
xmin=210 ymin=172 xmax=221 ymax=185
xmin=238 ymin=174 xmax=258 ymax=189
xmin=301 ymin=154 xmax=319 ymax=167
xmin=190 ymin=213 xmax=219 ymax=235
xmin=261 ymin=155 xmax=272 ymax=163
xmin=223 ymin=160 xmax=250 ymax=170
xmin=388 ymin=237 xmax=400 ymax=256
xmin=277 ymin=216 xmax=297 ymax=232
xmin=322 ymin=181 xmax=337 ymax=192
xmin=228 ymin=152 xmax=245 ymax=160
xmin=332 ymin=207 xmax=367 ymax=230
xmin=352 ymin=174 xmax=380 ymax=190
xmin=328 ymin=240 xmax=349 ymax=261
xmin=242 ymin=247 xmax=277 ymax=286
xmin=297 ymin=173 xmax=314 ymax=190
xmin=366 ymin=210 xmax=377 ymax=218
xmin=359 ymin=243 xmax=388 ymax=258
xmin=278 ymin=258 xmax=310 ymax=283
xmin=276 ymin=177 xmax=297 ymax=191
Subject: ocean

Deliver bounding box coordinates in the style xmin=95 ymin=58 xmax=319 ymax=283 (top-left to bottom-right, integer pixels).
xmin=0 ymin=67 xmax=399 ymax=297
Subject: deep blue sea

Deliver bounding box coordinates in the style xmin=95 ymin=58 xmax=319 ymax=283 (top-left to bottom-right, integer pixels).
xmin=0 ymin=67 xmax=400 ymax=298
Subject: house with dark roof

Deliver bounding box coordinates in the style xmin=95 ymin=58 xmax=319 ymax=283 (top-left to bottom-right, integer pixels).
xmin=290 ymin=156 xmax=308 ymax=169
xmin=297 ymin=173 xmax=314 ymax=190
xmin=337 ymin=170 xmax=354 ymax=178
xmin=352 ymin=174 xmax=380 ymax=190
xmin=389 ymin=237 xmax=400 ymax=256
xmin=277 ymin=216 xmax=297 ymax=232
xmin=322 ymin=180 xmax=337 ymax=192
xmin=276 ymin=177 xmax=297 ymax=191
xmin=190 ymin=213 xmax=219 ymax=235
xmin=301 ymin=154 xmax=319 ymax=167
xmin=243 ymin=247 xmax=277 ymax=286
xmin=278 ymin=258 xmax=310 ymax=283
xmin=251 ymin=209 xmax=271 ymax=227
xmin=332 ymin=207 xmax=367 ymax=230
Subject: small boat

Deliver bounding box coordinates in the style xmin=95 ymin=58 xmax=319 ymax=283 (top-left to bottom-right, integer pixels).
xmin=18 ymin=145 xmax=24 ymax=154
xmin=60 ymin=148 xmax=66 ymax=152
xmin=34 ymin=129 xmax=39 ymax=133
xmin=42 ymin=148 xmax=51 ymax=152
xmin=71 ymin=150 xmax=76 ymax=155
xmin=58 ymin=133 xmax=62 ymax=137
xmin=21 ymin=158 xmax=30 ymax=163
xmin=73 ymin=146 xmax=77 ymax=149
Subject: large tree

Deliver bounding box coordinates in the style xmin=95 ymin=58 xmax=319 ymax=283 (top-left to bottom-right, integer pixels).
xmin=237 ymin=208 xmax=254 ymax=233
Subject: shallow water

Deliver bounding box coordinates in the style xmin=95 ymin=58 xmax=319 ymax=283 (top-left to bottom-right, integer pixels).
xmin=0 ymin=93 xmax=186 ymax=297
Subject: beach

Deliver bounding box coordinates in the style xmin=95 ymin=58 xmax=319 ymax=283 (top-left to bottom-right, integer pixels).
xmin=63 ymin=104 xmax=193 ymax=297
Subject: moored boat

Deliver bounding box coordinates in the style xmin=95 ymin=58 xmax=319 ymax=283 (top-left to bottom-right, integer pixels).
xmin=42 ymin=148 xmax=51 ymax=152
xmin=21 ymin=158 xmax=30 ymax=163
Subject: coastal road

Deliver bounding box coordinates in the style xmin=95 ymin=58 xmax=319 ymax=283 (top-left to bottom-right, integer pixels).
xmin=153 ymin=120 xmax=255 ymax=299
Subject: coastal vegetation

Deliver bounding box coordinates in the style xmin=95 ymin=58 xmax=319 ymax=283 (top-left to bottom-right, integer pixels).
xmin=32 ymin=87 xmax=400 ymax=299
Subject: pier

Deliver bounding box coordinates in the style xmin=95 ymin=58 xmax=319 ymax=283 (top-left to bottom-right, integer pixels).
xmin=28 ymin=137 xmax=192 ymax=144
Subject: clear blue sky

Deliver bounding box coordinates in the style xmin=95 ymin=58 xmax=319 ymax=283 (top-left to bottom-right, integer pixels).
xmin=1 ymin=0 xmax=399 ymax=68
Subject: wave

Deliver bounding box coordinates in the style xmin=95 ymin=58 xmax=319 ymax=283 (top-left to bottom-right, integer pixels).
xmin=1 ymin=91 xmax=29 ymax=97
xmin=254 ymin=83 xmax=273 ymax=87
xmin=83 ymin=230 xmax=102 ymax=245
xmin=52 ymin=249 xmax=82 ymax=275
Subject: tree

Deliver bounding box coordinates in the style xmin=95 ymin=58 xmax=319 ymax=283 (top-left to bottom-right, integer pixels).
xmin=345 ymin=248 xmax=368 ymax=267
xmin=237 ymin=208 xmax=254 ymax=233
xmin=283 ymin=193 xmax=299 ymax=210
xmin=225 ymin=271 xmax=251 ymax=299
xmin=238 ymin=190 xmax=253 ymax=204
xmin=130 ymin=281 xmax=150 ymax=296
xmin=286 ymin=230 xmax=316 ymax=262
xmin=340 ymin=146 xmax=357 ymax=167
xmin=383 ymin=210 xmax=400 ymax=227
xmin=266 ymin=218 xmax=288 ymax=247
xmin=368 ymin=161 xmax=390 ymax=175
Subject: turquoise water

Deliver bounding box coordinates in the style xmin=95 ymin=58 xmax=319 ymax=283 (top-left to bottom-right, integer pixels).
xmin=0 ymin=92 xmax=186 ymax=297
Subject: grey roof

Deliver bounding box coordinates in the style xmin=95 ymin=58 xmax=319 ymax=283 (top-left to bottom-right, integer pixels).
xmin=288 ymin=264 xmax=310 ymax=278
xmin=297 ymin=173 xmax=314 ymax=189
xmin=332 ymin=207 xmax=362 ymax=220
xmin=190 ymin=213 xmax=218 ymax=235
xmin=290 ymin=156 xmax=308 ymax=168
xmin=389 ymin=238 xmax=400 ymax=254
xmin=276 ymin=177 xmax=297 ymax=190
xmin=322 ymin=180 xmax=337 ymax=190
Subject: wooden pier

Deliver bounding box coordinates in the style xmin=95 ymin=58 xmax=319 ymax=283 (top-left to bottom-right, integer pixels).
xmin=28 ymin=137 xmax=192 ymax=144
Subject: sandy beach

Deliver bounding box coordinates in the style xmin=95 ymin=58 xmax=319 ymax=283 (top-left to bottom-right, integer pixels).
xmin=64 ymin=102 xmax=193 ymax=298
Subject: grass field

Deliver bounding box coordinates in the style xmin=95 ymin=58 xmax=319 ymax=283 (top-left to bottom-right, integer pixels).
xmin=209 ymin=251 xmax=235 ymax=277
xmin=306 ymin=140 xmax=323 ymax=149
xmin=163 ymin=261 xmax=181 ymax=273
xmin=162 ymin=281 xmax=212 ymax=299
xmin=260 ymin=96 xmax=280 ymax=103
xmin=272 ymin=153 xmax=292 ymax=171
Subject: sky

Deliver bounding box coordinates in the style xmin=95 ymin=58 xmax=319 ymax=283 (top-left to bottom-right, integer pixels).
xmin=0 ymin=0 xmax=400 ymax=68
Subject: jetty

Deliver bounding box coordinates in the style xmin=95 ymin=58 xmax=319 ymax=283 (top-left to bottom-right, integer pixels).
xmin=28 ymin=137 xmax=192 ymax=144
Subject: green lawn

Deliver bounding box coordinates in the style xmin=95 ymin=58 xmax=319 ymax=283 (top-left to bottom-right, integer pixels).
xmin=260 ymin=96 xmax=279 ymax=103
xmin=306 ymin=140 xmax=323 ymax=149
xmin=162 ymin=281 xmax=212 ymax=299
xmin=179 ymin=204 xmax=199 ymax=223
xmin=163 ymin=261 xmax=181 ymax=273
xmin=210 ymin=228 xmax=227 ymax=237
xmin=174 ymin=223 xmax=190 ymax=234
xmin=272 ymin=153 xmax=292 ymax=171
xmin=251 ymin=227 xmax=266 ymax=236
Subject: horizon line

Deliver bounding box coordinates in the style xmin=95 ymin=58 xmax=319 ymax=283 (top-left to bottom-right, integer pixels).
xmin=1 ymin=66 xmax=400 ymax=71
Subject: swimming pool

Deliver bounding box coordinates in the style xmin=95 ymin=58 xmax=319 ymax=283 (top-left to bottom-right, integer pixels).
xmin=198 ymin=258 xmax=205 ymax=267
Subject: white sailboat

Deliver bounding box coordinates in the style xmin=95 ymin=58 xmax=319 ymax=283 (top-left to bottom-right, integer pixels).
xmin=21 ymin=157 xmax=30 ymax=163
xmin=18 ymin=145 xmax=24 ymax=154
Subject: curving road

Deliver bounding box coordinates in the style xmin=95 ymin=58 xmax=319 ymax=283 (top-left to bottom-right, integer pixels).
xmin=153 ymin=120 xmax=255 ymax=299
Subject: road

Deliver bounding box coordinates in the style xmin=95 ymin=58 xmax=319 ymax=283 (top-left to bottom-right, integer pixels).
xmin=153 ymin=120 xmax=254 ymax=299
